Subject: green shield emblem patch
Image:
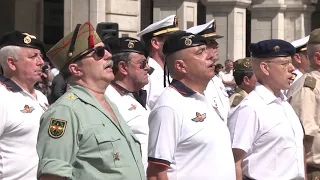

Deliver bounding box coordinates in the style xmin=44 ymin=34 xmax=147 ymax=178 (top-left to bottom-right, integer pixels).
xmin=48 ymin=118 xmax=67 ymax=138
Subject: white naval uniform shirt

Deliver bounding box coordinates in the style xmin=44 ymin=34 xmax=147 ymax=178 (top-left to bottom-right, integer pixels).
xmin=218 ymin=70 xmax=234 ymax=92
xmin=105 ymin=82 xmax=150 ymax=171
xmin=228 ymin=83 xmax=305 ymax=180
xmin=205 ymin=75 xmax=230 ymax=122
xmin=148 ymin=80 xmax=236 ymax=180
xmin=0 ymin=75 xmax=48 ymax=180
xmin=143 ymin=57 xmax=168 ymax=110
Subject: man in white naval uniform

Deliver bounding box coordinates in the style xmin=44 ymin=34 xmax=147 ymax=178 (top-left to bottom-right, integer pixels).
xmin=105 ymin=37 xmax=150 ymax=170
xmin=291 ymin=35 xmax=310 ymax=85
xmin=187 ymin=20 xmax=230 ymax=121
xmin=147 ymin=32 xmax=236 ymax=180
xmin=0 ymin=31 xmax=48 ymax=180
xmin=228 ymin=39 xmax=305 ymax=180
xmin=137 ymin=15 xmax=180 ymax=109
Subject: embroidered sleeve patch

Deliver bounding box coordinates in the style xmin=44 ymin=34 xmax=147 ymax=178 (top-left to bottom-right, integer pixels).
xmin=48 ymin=118 xmax=67 ymax=138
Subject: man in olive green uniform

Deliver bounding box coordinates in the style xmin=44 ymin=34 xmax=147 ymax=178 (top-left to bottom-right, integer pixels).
xmin=229 ymin=57 xmax=256 ymax=109
xmin=287 ymin=28 xmax=320 ymax=180
xmin=36 ymin=22 xmax=146 ymax=180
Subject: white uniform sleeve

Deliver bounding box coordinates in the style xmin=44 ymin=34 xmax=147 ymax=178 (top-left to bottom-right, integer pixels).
xmin=0 ymin=102 xmax=8 ymax=136
xmin=227 ymin=104 xmax=259 ymax=153
xmin=145 ymin=77 xmax=162 ymax=110
xmin=148 ymin=106 xmax=181 ymax=167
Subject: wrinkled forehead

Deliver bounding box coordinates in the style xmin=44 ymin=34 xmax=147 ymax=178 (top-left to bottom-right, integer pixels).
xmin=20 ymin=46 xmax=41 ymax=54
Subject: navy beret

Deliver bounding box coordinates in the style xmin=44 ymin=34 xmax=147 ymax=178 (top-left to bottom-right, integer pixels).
xmin=249 ymin=39 xmax=295 ymax=58
xmin=163 ymin=32 xmax=207 ymax=57
xmin=0 ymin=31 xmax=45 ymax=53
xmin=104 ymin=37 xmax=148 ymax=57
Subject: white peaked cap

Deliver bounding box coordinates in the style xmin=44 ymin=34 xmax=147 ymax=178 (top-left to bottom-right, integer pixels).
xmin=291 ymin=35 xmax=310 ymax=49
xmin=186 ymin=20 xmax=223 ymax=39
xmin=137 ymin=15 xmax=179 ymax=37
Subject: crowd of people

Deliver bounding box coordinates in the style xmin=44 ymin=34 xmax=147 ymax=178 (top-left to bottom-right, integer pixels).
xmin=0 ymin=14 xmax=320 ymax=180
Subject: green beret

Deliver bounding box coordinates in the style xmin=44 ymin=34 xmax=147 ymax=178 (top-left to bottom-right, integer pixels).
xmin=47 ymin=22 xmax=102 ymax=70
xmin=233 ymin=57 xmax=253 ymax=72
xmin=308 ymin=28 xmax=320 ymax=44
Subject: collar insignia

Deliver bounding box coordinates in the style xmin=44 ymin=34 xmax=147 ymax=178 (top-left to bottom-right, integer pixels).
xmin=66 ymin=93 xmax=76 ymax=99
xmin=48 ymin=118 xmax=67 ymax=138
xmin=191 ymin=112 xmax=206 ymax=122
xmin=20 ymin=105 xmax=34 ymax=113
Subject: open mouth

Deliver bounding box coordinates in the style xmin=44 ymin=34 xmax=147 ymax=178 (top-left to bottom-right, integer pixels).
xmin=104 ymin=61 xmax=114 ymax=69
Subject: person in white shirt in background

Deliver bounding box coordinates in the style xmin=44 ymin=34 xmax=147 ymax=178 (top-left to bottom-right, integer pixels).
xmin=137 ymin=15 xmax=181 ymax=110
xmin=105 ymin=37 xmax=150 ymax=171
xmin=219 ymin=59 xmax=236 ymax=96
xmin=187 ymin=19 xmax=230 ymax=121
xmin=0 ymin=31 xmax=48 ymax=180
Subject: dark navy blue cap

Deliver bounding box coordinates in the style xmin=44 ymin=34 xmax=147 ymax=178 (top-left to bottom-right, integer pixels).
xmin=249 ymin=39 xmax=296 ymax=58
xmin=104 ymin=37 xmax=148 ymax=57
xmin=163 ymin=32 xmax=207 ymax=57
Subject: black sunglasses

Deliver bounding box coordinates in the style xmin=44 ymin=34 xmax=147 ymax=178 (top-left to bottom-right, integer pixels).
xmin=139 ymin=59 xmax=148 ymax=69
xmin=72 ymin=46 xmax=108 ymax=63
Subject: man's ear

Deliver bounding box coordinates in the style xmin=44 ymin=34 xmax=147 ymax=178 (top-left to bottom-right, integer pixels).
xmin=69 ymin=63 xmax=82 ymax=77
xmin=151 ymin=38 xmax=161 ymax=50
xmin=118 ymin=61 xmax=129 ymax=75
xmin=293 ymin=53 xmax=301 ymax=64
xmin=243 ymin=76 xmax=250 ymax=86
xmin=260 ymin=61 xmax=270 ymax=76
xmin=175 ymin=60 xmax=186 ymax=74
xmin=313 ymin=51 xmax=320 ymax=67
xmin=7 ymin=57 xmax=17 ymax=71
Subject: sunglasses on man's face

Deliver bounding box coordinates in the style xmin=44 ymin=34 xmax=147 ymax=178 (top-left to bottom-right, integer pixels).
xmin=139 ymin=59 xmax=149 ymax=69
xmin=73 ymin=46 xmax=108 ymax=63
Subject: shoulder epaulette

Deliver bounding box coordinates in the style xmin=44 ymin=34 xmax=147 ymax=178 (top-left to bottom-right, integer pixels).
xmin=304 ymin=76 xmax=316 ymax=90
xmin=231 ymin=95 xmax=244 ymax=107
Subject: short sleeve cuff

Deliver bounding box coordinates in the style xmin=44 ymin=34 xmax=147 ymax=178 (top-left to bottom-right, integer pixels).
xmin=148 ymin=157 xmax=171 ymax=168
xmin=304 ymin=126 xmax=319 ymax=137
xmin=38 ymin=158 xmax=73 ymax=179
xmin=232 ymin=143 xmax=250 ymax=153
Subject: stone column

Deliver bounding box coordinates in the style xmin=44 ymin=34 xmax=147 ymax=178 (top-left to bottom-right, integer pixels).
xmin=202 ymin=0 xmax=251 ymax=63
xmin=250 ymin=0 xmax=315 ymax=43
xmin=105 ymin=0 xmax=140 ymax=38
xmin=64 ymin=0 xmax=140 ymax=38
xmin=284 ymin=2 xmax=315 ymax=42
xmin=64 ymin=0 xmax=105 ymax=35
xmin=0 ymin=0 xmax=15 ymax=36
xmin=15 ymin=0 xmax=43 ymax=38
xmin=153 ymin=0 xmax=198 ymax=30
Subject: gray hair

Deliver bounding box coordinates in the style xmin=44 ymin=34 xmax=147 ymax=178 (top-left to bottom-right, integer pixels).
xmin=225 ymin=59 xmax=232 ymax=65
xmin=0 ymin=46 xmax=21 ymax=72
xmin=112 ymin=52 xmax=131 ymax=74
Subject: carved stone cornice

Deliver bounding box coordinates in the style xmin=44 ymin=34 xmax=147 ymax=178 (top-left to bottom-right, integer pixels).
xmin=201 ymin=0 xmax=252 ymax=8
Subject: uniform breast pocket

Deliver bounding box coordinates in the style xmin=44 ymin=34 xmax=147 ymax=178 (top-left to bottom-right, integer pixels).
xmin=94 ymin=133 xmax=130 ymax=167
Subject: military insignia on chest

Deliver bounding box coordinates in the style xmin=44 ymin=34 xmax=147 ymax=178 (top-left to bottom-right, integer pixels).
xmin=20 ymin=105 xmax=35 ymax=113
xmin=191 ymin=112 xmax=206 ymax=122
xmin=48 ymin=118 xmax=67 ymax=138
xmin=128 ymin=104 xmax=137 ymax=111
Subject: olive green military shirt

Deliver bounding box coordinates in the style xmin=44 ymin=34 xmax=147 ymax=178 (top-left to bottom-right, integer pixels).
xmin=37 ymin=85 xmax=146 ymax=180
xmin=229 ymin=88 xmax=248 ymax=108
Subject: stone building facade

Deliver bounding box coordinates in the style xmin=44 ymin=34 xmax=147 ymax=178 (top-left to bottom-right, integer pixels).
xmin=0 ymin=0 xmax=319 ymax=64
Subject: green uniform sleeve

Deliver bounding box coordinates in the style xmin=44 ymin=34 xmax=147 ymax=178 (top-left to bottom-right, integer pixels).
xmin=37 ymin=104 xmax=81 ymax=179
